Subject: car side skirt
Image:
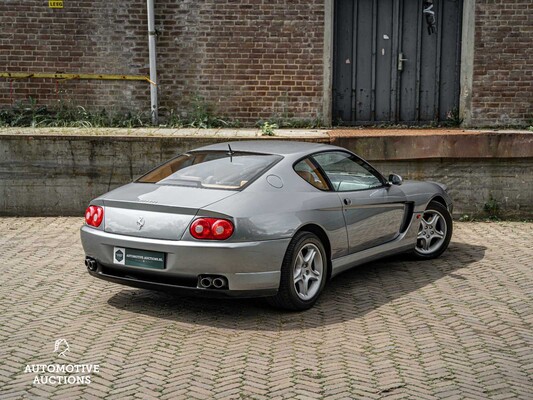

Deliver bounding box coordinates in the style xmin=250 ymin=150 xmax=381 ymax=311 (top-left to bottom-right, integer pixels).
xmin=331 ymin=213 xmax=418 ymax=277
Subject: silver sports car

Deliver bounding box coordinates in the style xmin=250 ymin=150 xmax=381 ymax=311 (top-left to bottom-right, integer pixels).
xmin=81 ymin=141 xmax=453 ymax=310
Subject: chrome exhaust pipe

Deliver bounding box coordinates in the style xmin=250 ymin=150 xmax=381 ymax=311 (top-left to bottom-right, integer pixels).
xmin=212 ymin=277 xmax=225 ymax=289
xmin=85 ymin=257 xmax=97 ymax=271
xmin=200 ymin=277 xmax=213 ymax=288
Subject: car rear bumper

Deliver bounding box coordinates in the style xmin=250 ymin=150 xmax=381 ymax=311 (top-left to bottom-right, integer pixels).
xmin=87 ymin=266 xmax=278 ymax=298
xmin=80 ymin=225 xmax=289 ymax=294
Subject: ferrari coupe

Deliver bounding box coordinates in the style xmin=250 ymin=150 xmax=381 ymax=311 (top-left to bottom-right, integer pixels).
xmin=81 ymin=141 xmax=453 ymax=310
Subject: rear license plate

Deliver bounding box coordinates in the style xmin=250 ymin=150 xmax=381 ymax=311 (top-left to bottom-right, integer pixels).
xmin=113 ymin=247 xmax=165 ymax=269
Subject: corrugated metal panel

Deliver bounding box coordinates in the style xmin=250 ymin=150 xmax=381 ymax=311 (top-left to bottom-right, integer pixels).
xmin=333 ymin=0 xmax=463 ymax=125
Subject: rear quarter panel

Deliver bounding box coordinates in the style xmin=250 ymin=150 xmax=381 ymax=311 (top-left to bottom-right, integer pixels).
xmin=200 ymin=172 xmax=349 ymax=259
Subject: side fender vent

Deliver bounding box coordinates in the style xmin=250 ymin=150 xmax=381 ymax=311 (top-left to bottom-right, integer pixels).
xmin=399 ymin=202 xmax=415 ymax=233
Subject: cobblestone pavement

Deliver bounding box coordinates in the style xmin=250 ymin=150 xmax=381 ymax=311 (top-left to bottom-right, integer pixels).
xmin=0 ymin=218 xmax=531 ymax=399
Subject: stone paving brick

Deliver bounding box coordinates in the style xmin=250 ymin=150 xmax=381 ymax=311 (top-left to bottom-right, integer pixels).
xmin=0 ymin=218 xmax=531 ymax=399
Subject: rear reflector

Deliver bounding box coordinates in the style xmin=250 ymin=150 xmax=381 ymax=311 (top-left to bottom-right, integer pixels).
xmin=190 ymin=218 xmax=234 ymax=240
xmin=85 ymin=205 xmax=104 ymax=227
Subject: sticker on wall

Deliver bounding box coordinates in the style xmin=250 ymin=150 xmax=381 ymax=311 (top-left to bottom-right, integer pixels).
xmin=345 ymin=58 xmax=351 ymax=64
xmin=49 ymin=1 xmax=64 ymax=8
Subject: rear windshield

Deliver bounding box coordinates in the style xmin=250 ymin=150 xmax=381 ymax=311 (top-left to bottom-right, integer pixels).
xmin=137 ymin=151 xmax=282 ymax=190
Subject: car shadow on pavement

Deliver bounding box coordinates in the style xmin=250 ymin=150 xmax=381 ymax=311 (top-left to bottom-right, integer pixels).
xmin=106 ymin=241 xmax=486 ymax=331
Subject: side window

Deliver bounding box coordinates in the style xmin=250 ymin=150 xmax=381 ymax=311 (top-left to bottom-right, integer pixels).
xmin=294 ymin=158 xmax=329 ymax=190
xmin=312 ymin=152 xmax=383 ymax=192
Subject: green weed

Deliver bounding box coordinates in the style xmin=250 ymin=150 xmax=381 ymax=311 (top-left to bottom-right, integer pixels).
xmin=260 ymin=121 xmax=278 ymax=136
xmin=483 ymin=195 xmax=501 ymax=220
xmin=0 ymin=98 xmax=151 ymax=128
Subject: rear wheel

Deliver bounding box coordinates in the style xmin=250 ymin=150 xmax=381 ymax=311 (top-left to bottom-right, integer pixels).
xmin=267 ymin=231 xmax=327 ymax=311
xmin=413 ymin=201 xmax=453 ymax=259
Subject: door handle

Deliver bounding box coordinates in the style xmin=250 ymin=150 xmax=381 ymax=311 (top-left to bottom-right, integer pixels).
xmin=398 ymin=52 xmax=408 ymax=71
xmin=343 ymin=198 xmax=352 ymax=206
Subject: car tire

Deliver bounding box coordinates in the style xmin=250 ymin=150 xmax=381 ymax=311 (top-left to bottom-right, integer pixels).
xmin=412 ymin=201 xmax=453 ymax=260
xmin=267 ymin=231 xmax=328 ymax=311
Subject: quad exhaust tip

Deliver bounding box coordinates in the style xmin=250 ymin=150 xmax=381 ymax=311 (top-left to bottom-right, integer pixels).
xmin=212 ymin=278 xmax=225 ymax=289
xmin=198 ymin=275 xmax=227 ymax=290
xmin=199 ymin=277 xmax=213 ymax=288
xmin=85 ymin=257 xmax=98 ymax=272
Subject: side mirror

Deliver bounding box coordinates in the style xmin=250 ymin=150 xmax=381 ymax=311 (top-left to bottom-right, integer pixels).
xmin=388 ymin=173 xmax=403 ymax=186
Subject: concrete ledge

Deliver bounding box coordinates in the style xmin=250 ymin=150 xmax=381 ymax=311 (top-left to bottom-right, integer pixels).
xmin=2 ymin=127 xmax=529 ymax=160
xmin=0 ymin=127 xmax=329 ymax=139
xmin=0 ymin=128 xmax=531 ymax=217
xmin=330 ymin=129 xmax=533 ymax=160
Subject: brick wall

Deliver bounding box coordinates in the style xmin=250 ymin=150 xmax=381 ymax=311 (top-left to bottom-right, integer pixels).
xmin=156 ymin=0 xmax=325 ymax=123
xmin=0 ymin=0 xmax=150 ymax=112
xmin=0 ymin=0 xmax=530 ymax=127
xmin=471 ymin=0 xmax=532 ymax=127
xmin=0 ymin=0 xmax=325 ymax=124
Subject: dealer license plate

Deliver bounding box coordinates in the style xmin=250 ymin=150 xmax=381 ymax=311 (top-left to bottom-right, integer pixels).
xmin=113 ymin=247 xmax=165 ymax=269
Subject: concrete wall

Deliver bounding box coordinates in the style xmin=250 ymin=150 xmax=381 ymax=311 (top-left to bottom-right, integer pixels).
xmin=334 ymin=131 xmax=533 ymax=218
xmin=1 ymin=132 xmax=531 ymax=218
xmin=371 ymin=158 xmax=532 ymax=218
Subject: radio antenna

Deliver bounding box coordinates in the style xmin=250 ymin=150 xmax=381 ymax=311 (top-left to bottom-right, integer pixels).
xmin=227 ymin=143 xmax=235 ymax=162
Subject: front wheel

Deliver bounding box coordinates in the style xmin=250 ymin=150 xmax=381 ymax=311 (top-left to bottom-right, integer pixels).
xmin=267 ymin=231 xmax=327 ymax=311
xmin=413 ymin=201 xmax=453 ymax=259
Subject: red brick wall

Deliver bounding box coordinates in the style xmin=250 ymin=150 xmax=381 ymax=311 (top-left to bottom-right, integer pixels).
xmin=156 ymin=0 xmax=325 ymax=123
xmin=0 ymin=1 xmax=150 ymax=112
xmin=471 ymin=0 xmax=532 ymax=127
xmin=1 ymin=0 xmax=531 ymax=127
xmin=0 ymin=0 xmax=325 ymax=124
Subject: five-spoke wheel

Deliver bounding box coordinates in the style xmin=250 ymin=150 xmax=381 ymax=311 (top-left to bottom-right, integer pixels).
xmin=293 ymin=243 xmax=324 ymax=301
xmin=268 ymin=231 xmax=327 ymax=311
xmin=413 ymin=201 xmax=453 ymax=259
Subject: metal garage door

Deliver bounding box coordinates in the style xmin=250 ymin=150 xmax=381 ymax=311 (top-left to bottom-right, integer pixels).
xmin=333 ymin=0 xmax=463 ymax=124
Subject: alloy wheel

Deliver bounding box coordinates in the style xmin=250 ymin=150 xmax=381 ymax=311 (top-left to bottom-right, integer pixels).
xmin=416 ymin=210 xmax=447 ymax=255
xmin=293 ymin=243 xmax=324 ymax=301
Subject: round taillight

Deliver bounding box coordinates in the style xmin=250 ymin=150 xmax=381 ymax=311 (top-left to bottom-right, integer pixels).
xmin=190 ymin=218 xmax=234 ymax=240
xmin=211 ymin=219 xmax=234 ymax=240
xmin=190 ymin=219 xmax=212 ymax=239
xmin=85 ymin=205 xmax=104 ymax=227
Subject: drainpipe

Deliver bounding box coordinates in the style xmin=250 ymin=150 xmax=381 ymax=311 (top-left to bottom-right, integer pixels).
xmin=147 ymin=0 xmax=158 ymax=125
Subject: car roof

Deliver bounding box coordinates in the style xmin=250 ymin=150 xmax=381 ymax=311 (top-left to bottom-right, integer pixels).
xmin=192 ymin=140 xmax=340 ymax=157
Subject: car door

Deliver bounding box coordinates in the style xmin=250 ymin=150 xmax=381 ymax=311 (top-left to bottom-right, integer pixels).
xmin=312 ymin=151 xmax=407 ymax=254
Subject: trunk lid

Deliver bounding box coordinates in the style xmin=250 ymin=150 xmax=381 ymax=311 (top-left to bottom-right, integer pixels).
xmin=101 ymin=183 xmax=236 ymax=240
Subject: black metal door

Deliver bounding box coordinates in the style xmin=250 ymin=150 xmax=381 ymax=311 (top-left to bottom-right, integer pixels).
xmin=333 ymin=0 xmax=463 ymax=124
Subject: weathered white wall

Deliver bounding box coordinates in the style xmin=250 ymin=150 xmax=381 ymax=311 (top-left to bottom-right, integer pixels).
xmin=1 ymin=133 xmax=531 ymax=217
